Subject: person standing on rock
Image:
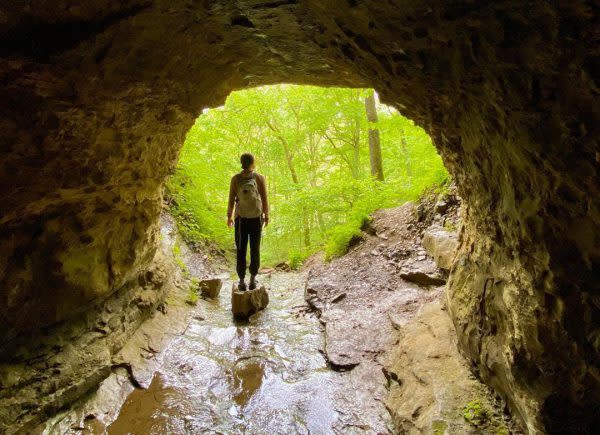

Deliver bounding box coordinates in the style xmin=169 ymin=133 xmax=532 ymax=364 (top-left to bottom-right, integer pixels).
xmin=227 ymin=153 xmax=269 ymax=291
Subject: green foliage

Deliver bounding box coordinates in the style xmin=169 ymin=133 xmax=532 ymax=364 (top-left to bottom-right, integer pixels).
xmin=325 ymin=223 xmax=363 ymax=259
xmin=172 ymin=240 xmax=190 ymax=277
xmin=186 ymin=278 xmax=199 ymax=305
xmin=288 ymin=250 xmax=305 ymax=270
xmin=462 ymin=400 xmax=489 ymax=427
xmin=167 ymin=85 xmax=448 ymax=265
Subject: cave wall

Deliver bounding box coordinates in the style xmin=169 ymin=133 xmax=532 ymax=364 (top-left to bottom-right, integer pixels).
xmin=0 ymin=0 xmax=598 ymax=433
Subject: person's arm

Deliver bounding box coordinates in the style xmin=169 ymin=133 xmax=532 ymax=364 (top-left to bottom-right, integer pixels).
xmin=258 ymin=174 xmax=269 ymax=226
xmin=227 ymin=176 xmax=236 ymax=227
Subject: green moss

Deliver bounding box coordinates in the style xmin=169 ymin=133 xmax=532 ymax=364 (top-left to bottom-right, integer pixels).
xmin=495 ymin=423 xmax=510 ymax=435
xmin=432 ymin=419 xmax=448 ymax=434
xmin=171 ymin=240 xmax=190 ymax=278
xmin=462 ymin=399 xmax=489 ymax=427
xmin=185 ymin=278 xmax=199 ymax=305
xmin=443 ymin=220 xmax=457 ymax=232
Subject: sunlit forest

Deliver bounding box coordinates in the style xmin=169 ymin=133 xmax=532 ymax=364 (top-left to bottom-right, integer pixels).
xmin=167 ymin=85 xmax=448 ymax=267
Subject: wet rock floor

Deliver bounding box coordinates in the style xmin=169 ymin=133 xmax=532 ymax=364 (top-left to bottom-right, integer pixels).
xmin=33 ymin=206 xmax=515 ymax=434
xmin=36 ymin=270 xmax=393 ymax=435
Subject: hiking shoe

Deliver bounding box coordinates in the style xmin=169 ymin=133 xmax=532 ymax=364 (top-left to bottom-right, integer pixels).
xmin=249 ymin=278 xmax=258 ymax=290
xmin=238 ymin=281 xmax=247 ymax=292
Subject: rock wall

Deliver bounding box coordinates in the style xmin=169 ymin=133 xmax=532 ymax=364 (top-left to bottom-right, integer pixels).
xmin=0 ymin=1 xmax=598 ymax=432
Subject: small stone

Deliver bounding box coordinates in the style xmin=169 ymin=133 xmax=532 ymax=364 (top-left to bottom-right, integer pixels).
xmin=371 ymin=249 xmax=380 ymax=256
xmin=198 ymin=278 xmax=223 ymax=298
xmin=422 ymin=226 xmax=459 ymax=270
xmin=275 ymin=262 xmax=291 ymax=271
xmin=331 ymin=293 xmax=347 ymax=303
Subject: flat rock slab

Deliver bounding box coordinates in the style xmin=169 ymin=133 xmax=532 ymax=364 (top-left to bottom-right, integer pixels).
xmin=399 ymin=268 xmax=446 ymax=286
xmin=199 ymin=278 xmax=223 ymax=298
xmin=231 ymin=284 xmax=269 ymax=319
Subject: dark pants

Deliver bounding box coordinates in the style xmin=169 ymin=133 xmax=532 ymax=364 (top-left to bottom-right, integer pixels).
xmin=235 ymin=216 xmax=262 ymax=280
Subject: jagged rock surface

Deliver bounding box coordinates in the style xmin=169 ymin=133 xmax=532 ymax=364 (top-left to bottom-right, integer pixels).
xmin=0 ymin=252 xmax=173 ymax=434
xmin=385 ymin=300 xmax=514 ymax=434
xmin=399 ymin=265 xmax=447 ymax=287
xmin=0 ymin=2 xmax=598 ymax=433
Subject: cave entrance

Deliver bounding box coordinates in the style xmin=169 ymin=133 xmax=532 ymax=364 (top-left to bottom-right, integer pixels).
xmin=87 ymin=84 xmax=458 ymax=434
xmin=166 ymin=84 xmax=448 ymax=268
xmin=3 ymin=1 xmax=594 ymax=432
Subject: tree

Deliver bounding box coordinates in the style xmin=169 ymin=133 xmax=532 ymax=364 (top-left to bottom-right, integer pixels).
xmin=365 ymin=90 xmax=384 ymax=181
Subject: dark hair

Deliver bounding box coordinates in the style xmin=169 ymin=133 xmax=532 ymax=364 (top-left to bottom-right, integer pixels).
xmin=240 ymin=153 xmax=255 ymax=169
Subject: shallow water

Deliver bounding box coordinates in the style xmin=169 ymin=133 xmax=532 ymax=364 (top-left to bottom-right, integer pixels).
xmin=105 ymin=273 xmax=344 ymax=435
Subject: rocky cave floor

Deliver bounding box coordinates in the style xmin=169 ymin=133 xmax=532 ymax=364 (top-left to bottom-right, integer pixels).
xmin=32 ymin=192 xmax=520 ymax=434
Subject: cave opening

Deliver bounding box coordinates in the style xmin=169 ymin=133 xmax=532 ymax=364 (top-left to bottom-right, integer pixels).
xmin=166 ymin=84 xmax=448 ymax=268
xmin=0 ymin=1 xmax=598 ymax=434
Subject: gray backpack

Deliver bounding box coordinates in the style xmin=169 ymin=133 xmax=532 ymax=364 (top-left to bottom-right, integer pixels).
xmin=236 ymin=173 xmax=263 ymax=218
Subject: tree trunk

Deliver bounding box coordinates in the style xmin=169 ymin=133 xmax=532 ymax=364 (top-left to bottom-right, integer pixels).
xmin=365 ymin=91 xmax=384 ymax=181
xmin=399 ymin=128 xmax=412 ymax=178
xmin=283 ymin=141 xmax=299 ymax=184
xmin=303 ymin=213 xmax=310 ymax=247
xmin=352 ymin=117 xmax=361 ymax=179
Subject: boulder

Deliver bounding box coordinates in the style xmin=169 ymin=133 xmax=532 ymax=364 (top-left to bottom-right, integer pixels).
xmin=231 ymin=284 xmax=269 ymax=319
xmin=198 ymin=278 xmax=222 ymax=298
xmin=421 ymin=226 xmax=459 ymax=271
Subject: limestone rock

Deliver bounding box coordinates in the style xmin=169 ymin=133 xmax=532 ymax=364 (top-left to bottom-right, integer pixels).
xmin=385 ymin=300 xmax=514 ymax=434
xmin=421 ymin=226 xmax=459 ymax=271
xmin=198 ymin=278 xmax=222 ymax=298
xmin=0 ymin=253 xmax=173 ymax=433
xmin=231 ymin=284 xmax=269 ymax=320
xmin=399 ymin=267 xmax=446 ymax=287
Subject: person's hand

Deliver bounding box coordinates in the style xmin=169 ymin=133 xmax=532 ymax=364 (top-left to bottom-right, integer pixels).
xmin=263 ymin=215 xmax=269 ymax=227
xmin=227 ymin=217 xmax=234 ymax=228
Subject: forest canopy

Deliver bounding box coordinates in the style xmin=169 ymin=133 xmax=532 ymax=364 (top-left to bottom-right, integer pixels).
xmin=167 ymin=85 xmax=448 ymax=267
